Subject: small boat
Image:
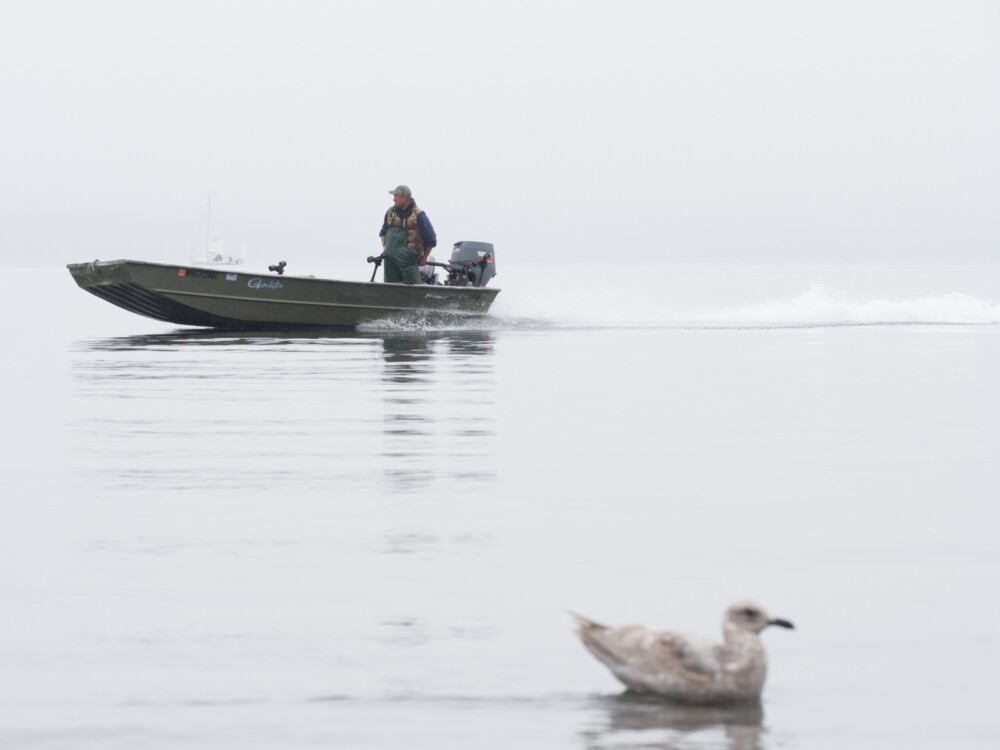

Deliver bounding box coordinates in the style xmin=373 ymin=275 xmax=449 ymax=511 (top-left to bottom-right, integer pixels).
xmin=67 ymin=241 xmax=500 ymax=330
xmin=189 ymin=194 xmax=246 ymax=266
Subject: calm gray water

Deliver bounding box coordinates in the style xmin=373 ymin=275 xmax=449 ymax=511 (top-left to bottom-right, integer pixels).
xmin=3 ymin=265 xmax=1000 ymax=749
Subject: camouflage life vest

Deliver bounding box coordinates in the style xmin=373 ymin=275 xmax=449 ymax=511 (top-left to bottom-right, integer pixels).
xmin=384 ymin=204 xmax=426 ymax=254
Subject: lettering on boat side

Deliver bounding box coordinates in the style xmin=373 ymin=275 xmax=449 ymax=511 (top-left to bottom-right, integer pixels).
xmin=248 ymin=277 xmax=284 ymax=289
xmin=225 ymin=273 xmax=237 ymax=281
xmin=180 ymin=268 xmax=218 ymax=280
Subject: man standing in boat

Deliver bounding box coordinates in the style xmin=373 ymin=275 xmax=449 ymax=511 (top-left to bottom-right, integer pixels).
xmin=378 ymin=185 xmax=437 ymax=284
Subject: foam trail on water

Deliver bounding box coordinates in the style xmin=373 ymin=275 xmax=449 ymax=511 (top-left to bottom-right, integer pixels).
xmin=361 ymin=290 xmax=1000 ymax=333
xmin=351 ymin=263 xmax=1000 ymax=332
xmin=484 ymin=264 xmax=1000 ymax=330
xmin=692 ymin=286 xmax=1000 ymax=328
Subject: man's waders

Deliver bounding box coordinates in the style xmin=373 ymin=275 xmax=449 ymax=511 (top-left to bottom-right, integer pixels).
xmin=382 ymin=225 xmax=422 ymax=284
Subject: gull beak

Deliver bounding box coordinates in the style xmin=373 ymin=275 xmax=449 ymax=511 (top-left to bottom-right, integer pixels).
xmin=769 ymin=617 xmax=795 ymax=630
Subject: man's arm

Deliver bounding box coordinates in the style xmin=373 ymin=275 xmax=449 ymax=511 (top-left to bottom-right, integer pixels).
xmin=417 ymin=213 xmax=436 ymax=263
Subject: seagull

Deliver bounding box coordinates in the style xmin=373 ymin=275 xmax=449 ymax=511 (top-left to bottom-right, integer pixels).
xmin=572 ymin=601 xmax=794 ymax=704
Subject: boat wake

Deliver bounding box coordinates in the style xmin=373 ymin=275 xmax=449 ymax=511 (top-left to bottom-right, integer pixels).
xmin=358 ymin=285 xmax=1000 ymax=333
xmin=688 ymin=286 xmax=1000 ymax=329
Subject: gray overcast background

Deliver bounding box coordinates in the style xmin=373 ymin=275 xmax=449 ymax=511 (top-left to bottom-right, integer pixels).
xmin=2 ymin=0 xmax=998 ymax=267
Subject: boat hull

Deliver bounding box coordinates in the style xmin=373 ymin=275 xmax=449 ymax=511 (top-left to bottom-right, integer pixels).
xmin=67 ymin=260 xmax=500 ymax=330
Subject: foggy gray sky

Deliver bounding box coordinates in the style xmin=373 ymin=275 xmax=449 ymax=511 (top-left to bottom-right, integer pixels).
xmin=2 ymin=0 xmax=998 ymax=267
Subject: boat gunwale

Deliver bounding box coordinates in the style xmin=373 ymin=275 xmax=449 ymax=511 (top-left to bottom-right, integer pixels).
xmin=67 ymin=258 xmax=500 ymax=297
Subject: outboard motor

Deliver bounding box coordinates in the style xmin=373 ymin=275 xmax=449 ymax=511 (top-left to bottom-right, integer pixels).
xmin=446 ymin=241 xmax=496 ymax=287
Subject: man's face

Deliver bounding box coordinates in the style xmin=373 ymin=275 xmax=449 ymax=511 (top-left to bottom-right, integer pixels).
xmin=393 ymin=194 xmax=411 ymax=210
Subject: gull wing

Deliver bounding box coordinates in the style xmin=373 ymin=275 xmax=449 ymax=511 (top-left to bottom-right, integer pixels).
xmin=653 ymin=631 xmax=722 ymax=682
xmin=573 ymin=614 xmax=721 ymax=692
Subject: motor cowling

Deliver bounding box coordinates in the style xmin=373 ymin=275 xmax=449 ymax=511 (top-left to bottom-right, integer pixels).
xmin=447 ymin=241 xmax=497 ymax=287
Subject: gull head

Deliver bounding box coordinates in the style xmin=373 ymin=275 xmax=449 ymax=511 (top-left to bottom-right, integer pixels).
xmin=724 ymin=600 xmax=795 ymax=635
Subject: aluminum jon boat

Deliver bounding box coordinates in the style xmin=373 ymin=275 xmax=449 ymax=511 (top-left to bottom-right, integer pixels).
xmin=67 ymin=241 xmax=500 ymax=330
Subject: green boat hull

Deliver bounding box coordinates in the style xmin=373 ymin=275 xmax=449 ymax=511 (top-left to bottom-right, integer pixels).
xmin=67 ymin=259 xmax=500 ymax=330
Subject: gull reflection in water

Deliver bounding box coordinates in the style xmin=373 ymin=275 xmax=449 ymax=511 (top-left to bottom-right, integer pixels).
xmin=582 ymin=694 xmax=765 ymax=750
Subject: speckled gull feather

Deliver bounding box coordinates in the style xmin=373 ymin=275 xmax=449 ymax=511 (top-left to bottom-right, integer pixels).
xmin=572 ymin=600 xmax=794 ymax=704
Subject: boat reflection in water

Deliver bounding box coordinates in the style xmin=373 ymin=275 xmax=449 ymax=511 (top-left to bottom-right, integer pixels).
xmin=71 ymin=328 xmax=497 ymax=497
xmin=378 ymin=331 xmax=496 ymax=493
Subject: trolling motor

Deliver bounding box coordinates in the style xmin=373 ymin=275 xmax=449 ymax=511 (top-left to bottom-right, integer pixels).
xmin=366 ymin=242 xmax=497 ymax=287
xmin=268 ymin=260 xmax=287 ymax=275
